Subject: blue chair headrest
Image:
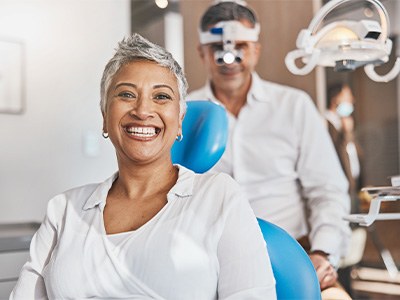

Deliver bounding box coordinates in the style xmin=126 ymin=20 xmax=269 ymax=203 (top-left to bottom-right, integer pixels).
xmin=171 ymin=100 xmax=228 ymax=174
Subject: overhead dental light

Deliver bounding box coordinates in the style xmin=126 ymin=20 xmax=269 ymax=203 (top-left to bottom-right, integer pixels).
xmin=199 ymin=20 xmax=260 ymax=65
xmin=155 ymin=0 xmax=168 ymax=9
xmin=285 ymin=0 xmax=400 ymax=82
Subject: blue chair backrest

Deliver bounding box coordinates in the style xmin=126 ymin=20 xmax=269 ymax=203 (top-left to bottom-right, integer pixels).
xmin=171 ymin=100 xmax=228 ymax=173
xmin=258 ymin=219 xmax=322 ymax=300
xmin=171 ymin=100 xmax=321 ymax=299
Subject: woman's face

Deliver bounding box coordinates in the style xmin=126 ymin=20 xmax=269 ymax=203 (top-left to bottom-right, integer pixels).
xmin=103 ymin=60 xmax=183 ymax=166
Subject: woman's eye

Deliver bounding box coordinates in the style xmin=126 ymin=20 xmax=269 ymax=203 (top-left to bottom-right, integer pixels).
xmin=155 ymin=93 xmax=172 ymax=101
xmin=118 ymin=91 xmax=135 ymax=99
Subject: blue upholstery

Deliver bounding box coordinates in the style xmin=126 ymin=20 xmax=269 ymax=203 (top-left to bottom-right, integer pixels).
xmin=171 ymin=100 xmax=321 ymax=299
xmin=258 ymin=219 xmax=322 ymax=300
xmin=171 ymin=100 xmax=228 ymax=173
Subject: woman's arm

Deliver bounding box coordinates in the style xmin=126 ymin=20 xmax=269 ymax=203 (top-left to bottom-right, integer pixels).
xmin=217 ymin=187 xmax=276 ymax=300
xmin=10 ymin=197 xmax=64 ymax=300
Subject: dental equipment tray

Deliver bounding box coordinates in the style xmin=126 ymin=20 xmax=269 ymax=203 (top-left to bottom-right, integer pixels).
xmin=344 ymin=186 xmax=400 ymax=226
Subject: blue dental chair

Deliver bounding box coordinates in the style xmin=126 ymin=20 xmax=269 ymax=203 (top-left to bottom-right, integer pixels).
xmin=171 ymin=100 xmax=321 ymax=300
xmin=171 ymin=100 xmax=228 ymax=173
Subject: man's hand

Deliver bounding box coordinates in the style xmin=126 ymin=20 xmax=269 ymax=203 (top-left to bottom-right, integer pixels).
xmin=309 ymin=252 xmax=338 ymax=290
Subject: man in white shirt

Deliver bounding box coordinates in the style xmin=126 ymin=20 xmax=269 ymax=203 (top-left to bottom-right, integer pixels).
xmin=188 ymin=0 xmax=351 ymax=293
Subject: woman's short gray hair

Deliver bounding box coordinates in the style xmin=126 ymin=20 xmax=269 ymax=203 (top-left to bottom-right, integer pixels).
xmin=100 ymin=33 xmax=188 ymax=116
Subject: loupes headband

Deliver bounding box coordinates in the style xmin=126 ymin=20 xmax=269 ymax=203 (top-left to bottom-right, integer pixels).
xmin=199 ymin=21 xmax=260 ymax=45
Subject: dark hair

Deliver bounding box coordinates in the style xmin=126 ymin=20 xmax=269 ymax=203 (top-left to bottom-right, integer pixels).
xmin=327 ymin=83 xmax=348 ymax=108
xmin=200 ymin=2 xmax=258 ymax=31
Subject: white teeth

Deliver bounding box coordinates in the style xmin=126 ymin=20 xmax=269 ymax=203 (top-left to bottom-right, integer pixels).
xmin=126 ymin=127 xmax=157 ymax=137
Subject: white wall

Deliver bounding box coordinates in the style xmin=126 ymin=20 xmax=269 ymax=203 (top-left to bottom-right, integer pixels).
xmin=0 ymin=0 xmax=130 ymax=223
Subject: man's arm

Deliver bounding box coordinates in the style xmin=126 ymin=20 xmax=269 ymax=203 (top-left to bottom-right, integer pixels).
xmin=295 ymin=94 xmax=351 ymax=285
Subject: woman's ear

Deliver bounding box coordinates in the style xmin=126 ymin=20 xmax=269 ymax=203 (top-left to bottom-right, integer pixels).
xmin=175 ymin=112 xmax=185 ymax=141
xmin=179 ymin=112 xmax=185 ymax=130
xmin=102 ymin=113 xmax=107 ymax=134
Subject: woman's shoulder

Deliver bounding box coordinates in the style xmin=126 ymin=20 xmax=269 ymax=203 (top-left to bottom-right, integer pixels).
xmin=63 ymin=182 xmax=101 ymax=199
xmin=49 ymin=182 xmax=99 ymax=203
xmin=46 ymin=176 xmax=113 ymax=214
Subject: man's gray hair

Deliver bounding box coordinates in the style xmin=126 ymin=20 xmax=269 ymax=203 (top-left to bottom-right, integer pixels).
xmin=100 ymin=33 xmax=188 ymax=115
xmin=200 ymin=1 xmax=258 ymax=31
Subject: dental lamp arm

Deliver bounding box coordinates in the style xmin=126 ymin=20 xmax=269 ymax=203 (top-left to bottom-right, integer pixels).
xmin=364 ymin=57 xmax=400 ymax=83
xmin=284 ymin=48 xmax=321 ymax=75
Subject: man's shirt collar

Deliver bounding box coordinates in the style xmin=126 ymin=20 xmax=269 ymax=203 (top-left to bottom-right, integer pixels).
xmin=203 ymin=72 xmax=271 ymax=106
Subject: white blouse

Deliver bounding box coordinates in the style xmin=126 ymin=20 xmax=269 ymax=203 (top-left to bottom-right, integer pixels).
xmin=10 ymin=165 xmax=276 ymax=300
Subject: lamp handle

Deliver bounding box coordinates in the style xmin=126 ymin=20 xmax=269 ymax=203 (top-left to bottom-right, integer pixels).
xmin=364 ymin=57 xmax=400 ymax=83
xmin=284 ymin=49 xmax=320 ymax=75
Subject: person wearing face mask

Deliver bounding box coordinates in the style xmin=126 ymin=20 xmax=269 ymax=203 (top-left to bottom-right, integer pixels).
xmin=188 ymin=1 xmax=351 ymax=297
xmin=325 ymin=83 xmax=367 ymax=297
xmin=326 ymin=83 xmax=363 ymax=214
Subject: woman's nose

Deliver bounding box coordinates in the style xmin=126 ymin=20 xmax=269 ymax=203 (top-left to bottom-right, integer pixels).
xmin=130 ymin=98 xmax=154 ymax=120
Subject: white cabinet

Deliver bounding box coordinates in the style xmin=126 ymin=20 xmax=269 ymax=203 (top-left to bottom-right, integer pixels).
xmin=0 ymin=251 xmax=30 ymax=299
xmin=0 ymin=281 xmax=16 ymax=299
xmin=0 ymin=223 xmax=39 ymax=299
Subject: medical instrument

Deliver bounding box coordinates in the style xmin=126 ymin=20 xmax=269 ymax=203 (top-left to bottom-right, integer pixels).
xmin=285 ymin=0 xmax=400 ymax=82
xmin=199 ymin=20 xmax=260 ymax=65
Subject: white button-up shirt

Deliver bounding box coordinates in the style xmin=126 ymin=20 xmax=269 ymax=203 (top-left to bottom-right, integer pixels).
xmin=11 ymin=166 xmax=276 ymax=300
xmin=188 ymin=73 xmax=351 ymax=266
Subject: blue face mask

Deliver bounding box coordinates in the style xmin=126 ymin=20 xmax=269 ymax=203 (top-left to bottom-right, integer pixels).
xmin=336 ymin=102 xmax=354 ymax=117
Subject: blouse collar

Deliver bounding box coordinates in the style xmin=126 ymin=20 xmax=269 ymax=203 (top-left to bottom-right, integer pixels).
xmin=83 ymin=165 xmax=195 ymax=211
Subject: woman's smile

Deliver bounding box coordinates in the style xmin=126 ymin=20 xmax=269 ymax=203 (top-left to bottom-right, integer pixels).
xmin=123 ymin=125 xmax=161 ymax=140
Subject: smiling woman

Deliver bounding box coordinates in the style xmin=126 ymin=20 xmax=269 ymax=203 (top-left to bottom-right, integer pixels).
xmin=9 ymin=33 xmax=276 ymax=299
xmin=103 ymin=60 xmax=182 ymax=170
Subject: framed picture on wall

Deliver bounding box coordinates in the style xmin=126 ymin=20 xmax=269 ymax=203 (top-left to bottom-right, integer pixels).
xmin=0 ymin=38 xmax=25 ymax=114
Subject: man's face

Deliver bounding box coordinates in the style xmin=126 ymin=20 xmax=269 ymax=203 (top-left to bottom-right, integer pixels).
xmin=198 ymin=19 xmax=261 ymax=93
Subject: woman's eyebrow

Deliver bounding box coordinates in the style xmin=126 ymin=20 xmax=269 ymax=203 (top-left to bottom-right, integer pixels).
xmin=114 ymin=82 xmax=136 ymax=90
xmin=114 ymin=83 xmax=175 ymax=95
xmin=154 ymin=84 xmax=175 ymax=95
